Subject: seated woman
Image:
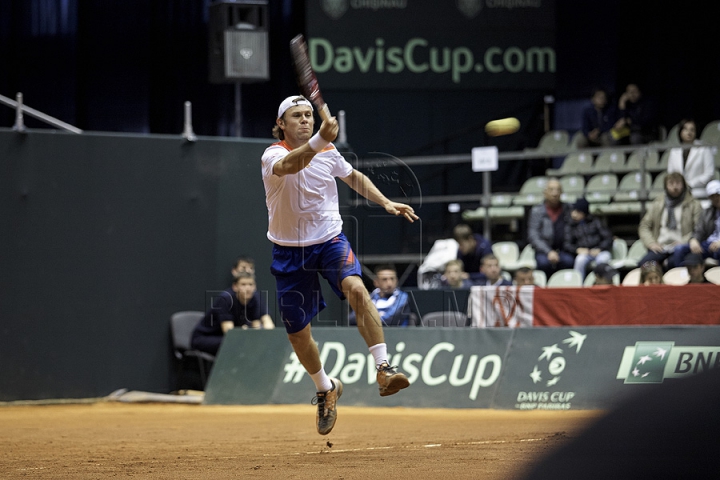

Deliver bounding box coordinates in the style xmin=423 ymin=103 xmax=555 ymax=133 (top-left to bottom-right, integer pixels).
xmin=667 ymin=119 xmax=715 ymax=199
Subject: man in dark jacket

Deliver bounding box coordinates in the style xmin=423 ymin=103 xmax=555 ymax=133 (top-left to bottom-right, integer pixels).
xmin=564 ymin=197 xmax=614 ymax=279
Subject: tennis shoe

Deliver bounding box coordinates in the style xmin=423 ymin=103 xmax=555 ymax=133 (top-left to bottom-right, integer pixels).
xmin=377 ymin=362 xmax=410 ymax=397
xmin=312 ymin=378 xmax=343 ymax=435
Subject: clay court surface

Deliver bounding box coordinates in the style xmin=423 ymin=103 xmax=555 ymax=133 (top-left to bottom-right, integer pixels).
xmin=0 ymin=402 xmax=603 ymax=479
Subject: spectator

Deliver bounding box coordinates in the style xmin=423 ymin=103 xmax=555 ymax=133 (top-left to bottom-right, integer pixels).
xmin=231 ymin=255 xmax=255 ymax=277
xmin=638 ymin=172 xmax=702 ymax=270
xmin=191 ymin=272 xmax=274 ymax=356
xmin=639 ymin=261 xmax=664 ymax=285
xmin=528 ymin=178 xmax=575 ymax=278
xmin=577 ymin=87 xmax=613 ymax=148
xmin=513 ymin=266 xmax=536 ymax=286
xmin=681 ymin=253 xmax=708 ymax=284
xmin=440 ymin=259 xmax=473 ymax=289
xmin=610 ymin=83 xmax=659 ymax=145
xmin=452 ymin=223 xmax=493 ymax=284
xmin=475 ymin=254 xmax=513 ymax=287
xmin=592 ymin=263 xmax=618 ymax=286
xmin=672 ymin=180 xmax=720 ymax=265
xmin=564 ymin=197 xmax=614 ymax=279
xmin=349 ymin=265 xmax=413 ymax=327
xmin=667 ymin=119 xmax=716 ymax=199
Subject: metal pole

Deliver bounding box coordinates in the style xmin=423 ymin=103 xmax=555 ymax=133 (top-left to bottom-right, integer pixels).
xmin=234 ymin=82 xmax=242 ymax=137
xmin=182 ymin=101 xmax=197 ymax=142
xmin=338 ymin=110 xmax=347 ymax=144
xmin=13 ymin=92 xmax=26 ymax=133
xmin=482 ymin=170 xmax=491 ymax=241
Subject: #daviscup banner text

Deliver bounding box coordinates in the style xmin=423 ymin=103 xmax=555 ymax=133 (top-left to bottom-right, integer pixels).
xmin=204 ymin=327 xmax=720 ymax=410
xmin=306 ymin=1 xmax=556 ymax=90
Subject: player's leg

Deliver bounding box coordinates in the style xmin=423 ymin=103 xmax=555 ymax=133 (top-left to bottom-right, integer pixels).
xmin=317 ymin=232 xmax=410 ymax=397
xmin=271 ymin=244 xmax=341 ymax=435
xmin=341 ymin=274 xmax=384 ymax=346
xmin=341 ymin=275 xmax=410 ymax=396
xmin=287 ymin=324 xmax=342 ymax=435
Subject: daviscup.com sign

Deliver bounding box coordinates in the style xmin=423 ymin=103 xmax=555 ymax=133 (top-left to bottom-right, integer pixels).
xmin=307 ymin=1 xmax=556 ymax=90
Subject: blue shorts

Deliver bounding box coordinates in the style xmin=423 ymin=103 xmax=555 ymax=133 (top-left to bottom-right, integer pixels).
xmin=271 ymin=232 xmax=362 ymax=334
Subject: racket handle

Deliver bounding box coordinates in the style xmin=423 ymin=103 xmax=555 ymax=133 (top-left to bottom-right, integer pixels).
xmin=318 ymin=104 xmax=331 ymax=122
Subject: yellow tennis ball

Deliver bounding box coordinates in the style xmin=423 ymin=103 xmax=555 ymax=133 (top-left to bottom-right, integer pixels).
xmin=485 ymin=117 xmax=520 ymax=137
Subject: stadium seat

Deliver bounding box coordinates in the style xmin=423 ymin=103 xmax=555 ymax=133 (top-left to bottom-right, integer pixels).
xmin=512 ymin=176 xmax=549 ymax=206
xmin=647 ymin=148 xmax=672 ymax=172
xmin=611 ymin=239 xmax=647 ymax=270
xmin=700 ymin=120 xmax=720 ymax=145
xmin=559 ymin=174 xmax=585 ymax=203
xmin=546 ymin=269 xmax=583 ymax=288
xmin=649 ymin=171 xmax=667 ymax=199
xmin=170 ymin=311 xmax=215 ymax=390
xmin=509 ymin=243 xmax=537 ymax=270
xmin=704 ymin=266 xmax=720 ymax=285
xmin=594 ymin=150 xmax=626 ymax=173
xmin=663 ymin=267 xmax=690 ymax=285
xmin=532 ymin=269 xmax=547 ymax=287
xmin=546 ymin=152 xmax=593 ymax=176
xmin=492 ymin=241 xmax=520 ymax=271
xmin=620 ymin=149 xmax=660 ymax=173
xmin=652 ymin=122 xmax=681 ymax=148
xmin=585 ymin=173 xmax=618 ymax=204
xmin=616 ymin=170 xmax=652 ymax=198
xmin=621 ymin=267 xmax=642 ymax=286
xmin=421 ymin=310 xmax=468 ymax=327
xmin=532 ymin=130 xmax=570 ymax=154
xmin=611 ymin=238 xmax=628 ymax=264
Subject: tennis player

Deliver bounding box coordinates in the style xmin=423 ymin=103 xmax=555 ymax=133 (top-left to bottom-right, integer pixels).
xmin=261 ymin=95 xmax=417 ymax=435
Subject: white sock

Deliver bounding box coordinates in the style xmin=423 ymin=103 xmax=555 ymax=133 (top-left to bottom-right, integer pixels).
xmin=369 ymin=343 xmax=388 ymax=367
xmin=310 ymin=368 xmax=333 ymax=393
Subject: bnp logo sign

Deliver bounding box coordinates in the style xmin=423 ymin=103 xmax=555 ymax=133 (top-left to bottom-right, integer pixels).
xmin=617 ymin=342 xmax=720 ymax=384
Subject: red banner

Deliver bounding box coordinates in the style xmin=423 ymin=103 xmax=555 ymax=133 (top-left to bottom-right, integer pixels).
xmin=469 ymin=285 xmax=720 ymax=327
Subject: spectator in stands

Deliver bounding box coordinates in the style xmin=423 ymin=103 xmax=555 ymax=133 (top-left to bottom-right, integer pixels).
xmin=681 ymin=253 xmax=709 ymax=284
xmin=440 ymin=259 xmax=473 ymax=289
xmin=592 ymin=263 xmax=618 ymax=286
xmin=638 ymin=172 xmax=702 ymax=270
xmin=513 ymin=266 xmax=536 ymax=286
xmin=667 ymin=119 xmax=716 ymax=199
xmin=528 ymin=178 xmax=575 ymax=278
xmin=452 ymin=223 xmax=493 ymax=284
xmin=672 ymin=180 xmax=720 ymax=265
xmin=609 ymin=83 xmax=659 ymax=145
xmin=475 ymin=254 xmax=513 ymax=287
xmin=191 ymin=272 xmax=275 ymax=356
xmin=639 ymin=261 xmax=664 ymax=285
xmin=564 ymin=197 xmax=614 ymax=279
xmin=577 ymin=87 xmax=613 ymax=148
xmin=231 ymin=255 xmax=255 ymax=277
xmin=349 ymin=265 xmax=413 ymax=327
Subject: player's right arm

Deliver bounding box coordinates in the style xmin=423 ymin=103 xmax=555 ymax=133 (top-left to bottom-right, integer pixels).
xmin=272 ymin=116 xmax=338 ymax=176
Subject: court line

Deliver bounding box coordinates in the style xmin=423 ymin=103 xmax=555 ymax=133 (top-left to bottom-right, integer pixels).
xmin=262 ymin=437 xmax=546 ymax=457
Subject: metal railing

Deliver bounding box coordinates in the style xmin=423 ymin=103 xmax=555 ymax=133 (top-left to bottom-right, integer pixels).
xmin=0 ymin=92 xmax=83 ymax=134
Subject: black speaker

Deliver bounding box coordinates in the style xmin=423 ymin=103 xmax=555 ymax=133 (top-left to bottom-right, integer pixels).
xmin=208 ymin=0 xmax=269 ymax=83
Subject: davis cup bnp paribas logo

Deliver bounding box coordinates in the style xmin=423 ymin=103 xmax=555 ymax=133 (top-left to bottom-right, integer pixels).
xmin=617 ymin=342 xmax=720 ymax=384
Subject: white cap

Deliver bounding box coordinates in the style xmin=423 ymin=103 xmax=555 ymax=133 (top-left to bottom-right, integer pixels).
xmin=277 ymin=96 xmax=313 ymax=118
xmin=706 ymin=180 xmax=720 ymax=197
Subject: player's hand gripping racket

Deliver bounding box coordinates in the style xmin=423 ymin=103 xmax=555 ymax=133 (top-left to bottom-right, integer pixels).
xmin=290 ymin=34 xmax=331 ymax=122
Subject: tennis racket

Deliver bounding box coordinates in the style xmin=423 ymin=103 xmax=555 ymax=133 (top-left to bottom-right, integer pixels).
xmin=290 ymin=34 xmax=331 ymax=122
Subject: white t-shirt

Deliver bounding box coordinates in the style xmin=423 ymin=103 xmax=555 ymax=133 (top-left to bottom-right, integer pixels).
xmin=261 ymin=140 xmax=353 ymax=247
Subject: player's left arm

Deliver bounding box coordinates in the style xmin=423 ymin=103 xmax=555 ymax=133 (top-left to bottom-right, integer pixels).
xmin=340 ymin=169 xmax=418 ymax=223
